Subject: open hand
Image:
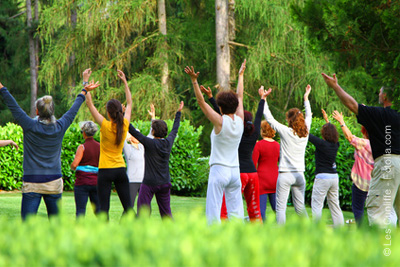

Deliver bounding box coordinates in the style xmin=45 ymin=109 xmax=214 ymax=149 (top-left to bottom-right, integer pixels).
xmin=117 ymin=70 xmax=127 ymax=83
xmin=238 ymin=59 xmax=246 ymax=75
xmin=258 ymin=85 xmax=272 ymax=100
xmin=178 ymin=101 xmax=184 ymax=112
xmin=200 ymin=85 xmax=213 ymax=98
xmin=10 ymin=141 xmax=18 ymax=150
xmin=321 ymin=73 xmax=338 ymax=88
xmin=148 ymin=104 xmax=156 ymax=120
xmin=184 ymin=66 xmax=200 ymax=80
xmin=83 ymin=68 xmax=92 ymax=82
xmin=332 ymin=110 xmax=344 ymax=124
xmin=321 ymin=108 xmax=329 ymax=123
xmin=85 ymin=80 xmax=100 ymax=91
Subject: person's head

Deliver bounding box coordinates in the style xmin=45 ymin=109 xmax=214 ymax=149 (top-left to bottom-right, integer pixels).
xmin=106 ymin=99 xmax=125 ymax=146
xmin=260 ymin=120 xmax=276 ymax=138
xmin=243 ymin=111 xmax=254 ymax=135
xmin=80 ymin=121 xmax=98 ymax=138
xmin=152 ymin=120 xmax=168 ymax=138
xmin=321 ymin=123 xmax=339 ymax=143
xmin=35 ymin=95 xmax=55 ymax=123
xmin=216 ymin=90 xmax=238 ymax=115
xmin=286 ymin=108 xmax=308 ymax=138
xmin=361 ymin=125 xmax=369 ymax=139
xmin=379 ymin=86 xmax=394 ymax=105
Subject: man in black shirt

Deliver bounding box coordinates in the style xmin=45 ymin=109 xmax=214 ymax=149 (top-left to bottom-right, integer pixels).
xmin=322 ymin=73 xmax=399 ymax=227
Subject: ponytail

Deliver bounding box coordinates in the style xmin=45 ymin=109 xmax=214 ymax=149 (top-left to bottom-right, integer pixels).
xmin=243 ymin=110 xmax=254 ymax=135
xmin=106 ymin=99 xmax=125 ymax=146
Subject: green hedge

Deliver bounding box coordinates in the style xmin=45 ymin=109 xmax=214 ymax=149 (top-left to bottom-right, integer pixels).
xmin=0 ymin=212 xmax=398 ymax=266
xmin=304 ymin=116 xmax=362 ymax=210
xmin=0 ymin=120 xmax=208 ymax=196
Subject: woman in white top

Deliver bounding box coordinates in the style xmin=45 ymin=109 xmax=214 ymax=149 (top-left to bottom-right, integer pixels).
xmin=262 ymin=85 xmax=312 ymax=224
xmin=185 ymin=60 xmax=246 ymax=224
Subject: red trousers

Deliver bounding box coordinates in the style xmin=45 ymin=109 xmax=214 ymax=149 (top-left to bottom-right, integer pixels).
xmin=221 ymin=172 xmax=262 ymax=221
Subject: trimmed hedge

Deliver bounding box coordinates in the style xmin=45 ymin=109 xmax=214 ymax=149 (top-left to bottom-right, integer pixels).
xmin=0 ymin=212 xmax=398 ymax=266
xmin=0 ymin=120 xmax=208 ymax=196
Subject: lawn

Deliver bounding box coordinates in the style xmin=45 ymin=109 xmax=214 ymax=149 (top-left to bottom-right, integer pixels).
xmin=0 ymin=191 xmax=356 ymax=225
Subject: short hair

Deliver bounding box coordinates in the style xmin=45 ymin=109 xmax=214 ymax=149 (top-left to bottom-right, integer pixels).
xmin=381 ymin=86 xmax=395 ymax=102
xmin=260 ymin=120 xmax=276 ymax=138
xmin=321 ymin=123 xmax=339 ymax=143
xmin=152 ymin=120 xmax=168 ymax=138
xmin=216 ymin=90 xmax=239 ymax=115
xmin=243 ymin=111 xmax=255 ymax=135
xmin=80 ymin=121 xmax=98 ymax=137
xmin=36 ymin=95 xmax=55 ymax=123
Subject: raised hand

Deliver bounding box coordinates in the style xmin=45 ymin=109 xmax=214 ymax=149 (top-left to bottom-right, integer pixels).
xmin=83 ymin=68 xmax=92 ymax=83
xmin=178 ymin=101 xmax=184 ymax=112
xmin=238 ymin=59 xmax=246 ymax=76
xmin=258 ymin=85 xmax=272 ymax=100
xmin=85 ymin=80 xmax=100 ymax=91
xmin=0 ymin=82 xmax=4 ymax=88
xmin=184 ymin=66 xmax=200 ymax=81
xmin=117 ymin=70 xmax=127 ymax=83
xmin=321 ymin=108 xmax=329 ymax=123
xmin=332 ymin=110 xmax=345 ymax=125
xmin=148 ymin=104 xmax=156 ymax=120
xmin=200 ymin=85 xmax=213 ymax=98
xmin=304 ymin=84 xmax=312 ymax=101
xmin=321 ymin=73 xmax=338 ymax=88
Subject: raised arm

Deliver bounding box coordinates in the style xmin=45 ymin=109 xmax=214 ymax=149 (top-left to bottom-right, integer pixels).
xmin=252 ymin=89 xmax=266 ymax=138
xmin=167 ymin=101 xmax=183 ymax=143
xmin=70 ymin=144 xmax=84 ymax=171
xmin=235 ymin=59 xmax=246 ymax=121
xmin=147 ymin=104 xmax=155 ymax=138
xmin=86 ymin=92 xmax=104 ymax=125
xmin=321 ymin=109 xmax=330 ymax=123
xmin=0 ymin=140 xmax=19 ymax=150
xmin=321 ymin=73 xmax=359 ymax=115
xmin=118 ymin=70 xmax=132 ymax=122
xmin=200 ymin=86 xmax=221 ymax=115
xmin=260 ymin=86 xmax=287 ymax=133
xmin=304 ymin=84 xmax=312 ymax=130
xmin=184 ymin=66 xmax=223 ymax=132
xmin=332 ymin=110 xmax=353 ymax=143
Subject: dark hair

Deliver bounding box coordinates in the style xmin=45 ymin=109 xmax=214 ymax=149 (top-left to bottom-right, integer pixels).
xmin=152 ymin=120 xmax=168 ymax=138
xmin=321 ymin=123 xmax=339 ymax=143
xmin=216 ymin=91 xmax=239 ymax=114
xmin=286 ymin=108 xmax=308 ymax=138
xmin=381 ymin=86 xmax=394 ymax=102
xmin=261 ymin=120 xmax=276 ymax=138
xmin=106 ymin=99 xmax=125 ymax=146
xmin=243 ymin=110 xmax=254 ymax=135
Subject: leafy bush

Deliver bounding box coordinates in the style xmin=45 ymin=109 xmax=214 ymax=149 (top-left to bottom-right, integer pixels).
xmin=0 ymin=212 xmax=398 ymax=266
xmin=305 ymin=116 xmax=363 ymax=210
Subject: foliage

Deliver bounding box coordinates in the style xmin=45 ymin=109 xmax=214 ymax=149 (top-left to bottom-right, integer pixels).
xmin=291 ymin=0 xmax=400 ymax=110
xmin=0 ymin=212 xmax=399 ymax=266
xmin=304 ymin=116 xmax=362 ymax=210
xmin=133 ymin=119 xmax=209 ymax=196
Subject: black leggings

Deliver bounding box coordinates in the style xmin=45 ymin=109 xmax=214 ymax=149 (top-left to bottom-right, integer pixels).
xmin=97 ymin=168 xmax=132 ymax=217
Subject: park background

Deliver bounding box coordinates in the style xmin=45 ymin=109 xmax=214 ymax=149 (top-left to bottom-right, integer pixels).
xmin=1 ymin=0 xmax=400 ymax=266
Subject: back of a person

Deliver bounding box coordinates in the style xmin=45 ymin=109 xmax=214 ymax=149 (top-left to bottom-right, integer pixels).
xmin=142 ymin=138 xmax=172 ymax=186
xmin=279 ymin=128 xmax=309 ymax=172
xmin=314 ymin=139 xmax=339 ymax=175
xmin=99 ymin=119 xmax=129 ymax=168
xmin=351 ymin=137 xmax=373 ymax=191
xmin=124 ymin=143 xmax=145 ymax=181
xmin=76 ymin=138 xmax=100 ymax=186
xmin=210 ymin=114 xmax=244 ymax=167
xmin=256 ymin=139 xmax=279 ymax=191
xmin=238 ymin=133 xmax=258 ymax=172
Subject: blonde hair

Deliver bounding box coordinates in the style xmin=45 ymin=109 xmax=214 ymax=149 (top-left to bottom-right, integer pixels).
xmin=35 ymin=95 xmax=55 ymax=123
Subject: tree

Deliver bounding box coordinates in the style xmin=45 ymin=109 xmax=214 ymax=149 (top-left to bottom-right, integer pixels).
xmin=27 ymin=0 xmax=39 ymax=117
xmin=215 ymin=0 xmax=230 ymax=91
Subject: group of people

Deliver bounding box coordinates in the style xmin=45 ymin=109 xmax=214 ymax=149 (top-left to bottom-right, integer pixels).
xmin=0 ymin=62 xmax=399 ymax=227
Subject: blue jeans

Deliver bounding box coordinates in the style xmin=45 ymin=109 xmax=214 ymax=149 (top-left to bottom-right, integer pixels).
xmin=260 ymin=193 xmax=276 ymax=221
xmin=74 ymin=185 xmax=100 ymax=217
xmin=21 ymin=192 xmax=62 ymax=220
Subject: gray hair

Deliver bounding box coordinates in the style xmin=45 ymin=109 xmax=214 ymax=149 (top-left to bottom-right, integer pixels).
xmin=35 ymin=95 xmax=55 ymax=124
xmin=80 ymin=121 xmax=98 ymax=137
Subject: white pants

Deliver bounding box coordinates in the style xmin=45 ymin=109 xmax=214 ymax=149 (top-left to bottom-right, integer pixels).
xmin=311 ymin=175 xmax=344 ymax=227
xmin=206 ymin=164 xmax=244 ymax=224
xmin=276 ymin=172 xmax=308 ymax=224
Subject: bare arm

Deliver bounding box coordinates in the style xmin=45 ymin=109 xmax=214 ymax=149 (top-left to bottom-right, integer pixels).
xmin=70 ymin=144 xmax=84 ymax=170
xmin=86 ymin=92 xmax=105 ymax=125
xmin=184 ymin=66 xmax=223 ymax=133
xmin=118 ymin=70 xmax=132 ymax=122
xmin=321 ymin=109 xmax=329 ymax=123
xmin=332 ymin=110 xmax=353 ymax=142
xmin=235 ymin=59 xmax=246 ymax=121
xmin=321 ymin=73 xmax=359 ymax=115
xmin=304 ymin=84 xmax=312 ymax=130
xmin=0 ymin=140 xmax=18 ymax=150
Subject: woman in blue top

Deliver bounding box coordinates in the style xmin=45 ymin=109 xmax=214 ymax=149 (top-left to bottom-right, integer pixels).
xmin=0 ymin=69 xmax=99 ymax=220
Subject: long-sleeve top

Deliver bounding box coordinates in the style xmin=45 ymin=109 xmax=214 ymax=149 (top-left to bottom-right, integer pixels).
xmin=238 ymin=99 xmax=265 ymax=173
xmin=128 ymin=112 xmax=181 ymax=186
xmin=350 ymin=136 xmax=374 ymax=192
xmin=308 ymin=134 xmax=339 ymax=175
xmin=0 ymin=86 xmax=85 ymax=182
xmin=263 ymin=100 xmax=312 ymax=172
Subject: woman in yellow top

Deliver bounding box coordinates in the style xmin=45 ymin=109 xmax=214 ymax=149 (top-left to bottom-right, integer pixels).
xmin=85 ymin=69 xmax=133 ymax=218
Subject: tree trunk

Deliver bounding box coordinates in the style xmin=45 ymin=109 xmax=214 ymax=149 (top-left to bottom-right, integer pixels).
xmin=158 ymin=0 xmax=169 ymax=93
xmin=69 ymin=1 xmax=77 ymax=92
xmin=27 ymin=0 xmax=38 ymax=117
xmin=228 ymin=0 xmax=235 ymax=80
xmin=215 ymin=0 xmax=230 ymax=91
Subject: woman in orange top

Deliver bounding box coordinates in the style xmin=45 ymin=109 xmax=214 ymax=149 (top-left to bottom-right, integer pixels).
xmin=85 ymin=69 xmax=133 ymax=218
